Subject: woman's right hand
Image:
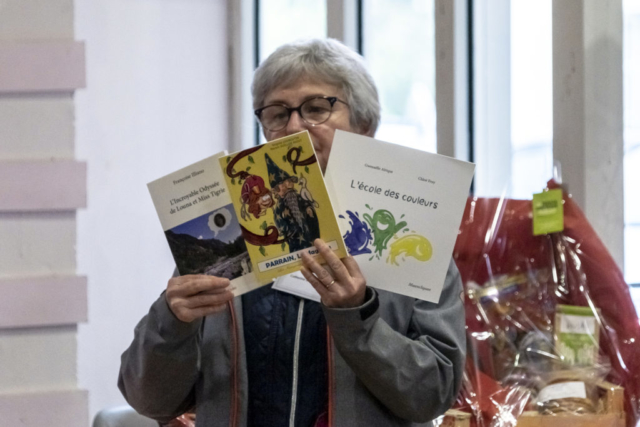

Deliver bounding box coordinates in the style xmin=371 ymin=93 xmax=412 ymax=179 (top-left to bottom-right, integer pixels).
xmin=165 ymin=275 xmax=235 ymax=323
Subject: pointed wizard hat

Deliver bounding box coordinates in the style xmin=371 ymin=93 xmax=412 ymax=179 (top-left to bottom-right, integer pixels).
xmin=265 ymin=153 xmax=298 ymax=188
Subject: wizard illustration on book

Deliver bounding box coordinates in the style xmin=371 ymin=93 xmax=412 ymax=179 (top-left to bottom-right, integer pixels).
xmin=266 ymin=154 xmax=320 ymax=252
xmin=219 ymin=131 xmax=346 ymax=284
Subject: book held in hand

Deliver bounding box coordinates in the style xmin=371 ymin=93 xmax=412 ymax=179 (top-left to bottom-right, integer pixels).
xmin=147 ymin=153 xmax=262 ymax=296
xmin=219 ymin=131 xmax=347 ymax=285
xmin=324 ymin=130 xmax=475 ymax=303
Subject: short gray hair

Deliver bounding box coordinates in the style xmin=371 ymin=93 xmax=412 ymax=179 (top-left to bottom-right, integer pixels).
xmin=252 ymin=39 xmax=380 ymax=135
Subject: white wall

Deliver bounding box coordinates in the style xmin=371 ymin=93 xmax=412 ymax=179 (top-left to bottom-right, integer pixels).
xmin=75 ymin=0 xmax=229 ymax=421
xmin=0 ymin=0 xmax=87 ymax=425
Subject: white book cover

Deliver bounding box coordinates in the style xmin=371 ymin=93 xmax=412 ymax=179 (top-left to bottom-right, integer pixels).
xmin=147 ymin=153 xmax=262 ymax=296
xmin=324 ymin=130 xmax=475 ymax=303
xmin=273 ymin=272 xmax=321 ymax=302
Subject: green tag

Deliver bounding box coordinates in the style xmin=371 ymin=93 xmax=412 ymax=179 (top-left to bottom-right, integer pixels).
xmin=532 ymin=189 xmax=564 ymax=236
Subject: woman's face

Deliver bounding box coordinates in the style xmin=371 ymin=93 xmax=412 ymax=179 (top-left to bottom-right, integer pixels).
xmin=262 ymin=78 xmax=357 ymax=173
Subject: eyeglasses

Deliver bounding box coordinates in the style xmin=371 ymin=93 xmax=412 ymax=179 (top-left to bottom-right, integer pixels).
xmin=254 ymin=96 xmax=349 ymax=132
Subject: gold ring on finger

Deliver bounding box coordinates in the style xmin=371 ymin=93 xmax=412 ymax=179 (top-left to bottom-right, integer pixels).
xmin=325 ymin=279 xmax=336 ymax=290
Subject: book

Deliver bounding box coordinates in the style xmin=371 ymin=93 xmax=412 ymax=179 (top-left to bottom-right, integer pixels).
xmin=219 ymin=131 xmax=347 ymax=285
xmin=273 ymin=271 xmax=321 ymax=302
xmin=324 ymin=130 xmax=475 ymax=303
xmin=147 ymin=153 xmax=262 ymax=296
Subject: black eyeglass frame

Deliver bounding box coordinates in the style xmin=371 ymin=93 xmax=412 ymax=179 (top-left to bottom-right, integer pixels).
xmin=254 ymin=96 xmax=349 ymax=131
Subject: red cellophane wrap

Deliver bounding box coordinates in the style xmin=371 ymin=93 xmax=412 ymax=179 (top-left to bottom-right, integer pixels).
xmin=452 ymin=181 xmax=640 ymax=427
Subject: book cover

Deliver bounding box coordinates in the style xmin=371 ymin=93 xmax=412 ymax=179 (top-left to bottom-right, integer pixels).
xmin=219 ymin=131 xmax=347 ymax=285
xmin=147 ymin=153 xmax=262 ymax=296
xmin=324 ymin=130 xmax=475 ymax=303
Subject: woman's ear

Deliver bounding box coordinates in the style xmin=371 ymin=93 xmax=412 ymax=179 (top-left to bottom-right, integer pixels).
xmin=360 ymin=124 xmax=375 ymax=137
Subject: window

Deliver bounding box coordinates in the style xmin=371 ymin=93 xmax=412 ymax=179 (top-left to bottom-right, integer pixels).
xmin=256 ymin=0 xmax=327 ymax=145
xmin=362 ymin=0 xmax=437 ymax=152
xmin=255 ymin=0 xmax=439 ymax=152
xmin=472 ymin=0 xmax=552 ymax=199
xmin=259 ymin=0 xmax=327 ymax=62
xmin=509 ymin=0 xmax=553 ymax=199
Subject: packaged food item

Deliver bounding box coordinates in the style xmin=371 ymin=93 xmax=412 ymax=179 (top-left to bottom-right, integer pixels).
xmin=534 ymin=367 xmax=607 ymax=416
xmin=554 ymin=305 xmax=600 ymax=367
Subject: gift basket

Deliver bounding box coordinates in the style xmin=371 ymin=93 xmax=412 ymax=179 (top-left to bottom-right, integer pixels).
xmin=442 ymin=181 xmax=640 ymax=427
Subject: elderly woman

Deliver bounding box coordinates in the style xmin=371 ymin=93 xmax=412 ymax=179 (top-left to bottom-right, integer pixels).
xmin=119 ymin=39 xmax=465 ymax=427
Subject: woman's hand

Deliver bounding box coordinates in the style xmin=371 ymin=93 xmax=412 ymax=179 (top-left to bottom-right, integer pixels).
xmin=165 ymin=275 xmax=235 ymax=323
xmin=300 ymin=239 xmax=367 ymax=308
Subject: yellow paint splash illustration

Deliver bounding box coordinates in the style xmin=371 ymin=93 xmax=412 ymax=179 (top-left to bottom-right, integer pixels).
xmin=387 ymin=234 xmax=432 ymax=266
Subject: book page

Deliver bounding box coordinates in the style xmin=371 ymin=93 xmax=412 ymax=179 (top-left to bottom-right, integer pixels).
xmin=147 ymin=153 xmax=262 ymax=296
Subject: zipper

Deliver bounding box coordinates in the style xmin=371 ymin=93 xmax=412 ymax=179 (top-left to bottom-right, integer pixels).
xmin=228 ymin=301 xmax=239 ymax=427
xmin=326 ymin=327 xmax=334 ymax=427
xmin=289 ymin=299 xmax=305 ymax=427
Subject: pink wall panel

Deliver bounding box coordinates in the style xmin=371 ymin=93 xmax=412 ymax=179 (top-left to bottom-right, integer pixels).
xmin=0 ymin=390 xmax=88 ymax=426
xmin=0 ymin=160 xmax=86 ymax=211
xmin=0 ymin=41 xmax=86 ymax=93
xmin=0 ymin=276 xmax=87 ymax=328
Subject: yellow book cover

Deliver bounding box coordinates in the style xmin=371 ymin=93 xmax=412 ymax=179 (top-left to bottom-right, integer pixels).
xmin=219 ymin=131 xmax=347 ymax=284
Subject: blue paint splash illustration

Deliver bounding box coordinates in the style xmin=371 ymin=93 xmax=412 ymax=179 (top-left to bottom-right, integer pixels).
xmin=339 ymin=210 xmax=373 ymax=255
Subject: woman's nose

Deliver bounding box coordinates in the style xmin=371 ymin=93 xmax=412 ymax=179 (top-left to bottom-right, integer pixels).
xmin=285 ymin=110 xmax=307 ymax=135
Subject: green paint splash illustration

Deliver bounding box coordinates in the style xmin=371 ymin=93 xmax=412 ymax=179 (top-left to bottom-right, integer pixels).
xmin=363 ymin=209 xmax=407 ymax=256
xmin=387 ymin=234 xmax=433 ymax=266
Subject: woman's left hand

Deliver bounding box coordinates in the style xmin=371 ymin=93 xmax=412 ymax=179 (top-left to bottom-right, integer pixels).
xmin=300 ymin=239 xmax=367 ymax=308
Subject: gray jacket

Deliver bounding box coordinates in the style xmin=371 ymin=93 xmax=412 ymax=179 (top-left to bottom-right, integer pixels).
xmin=118 ymin=259 xmax=466 ymax=426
